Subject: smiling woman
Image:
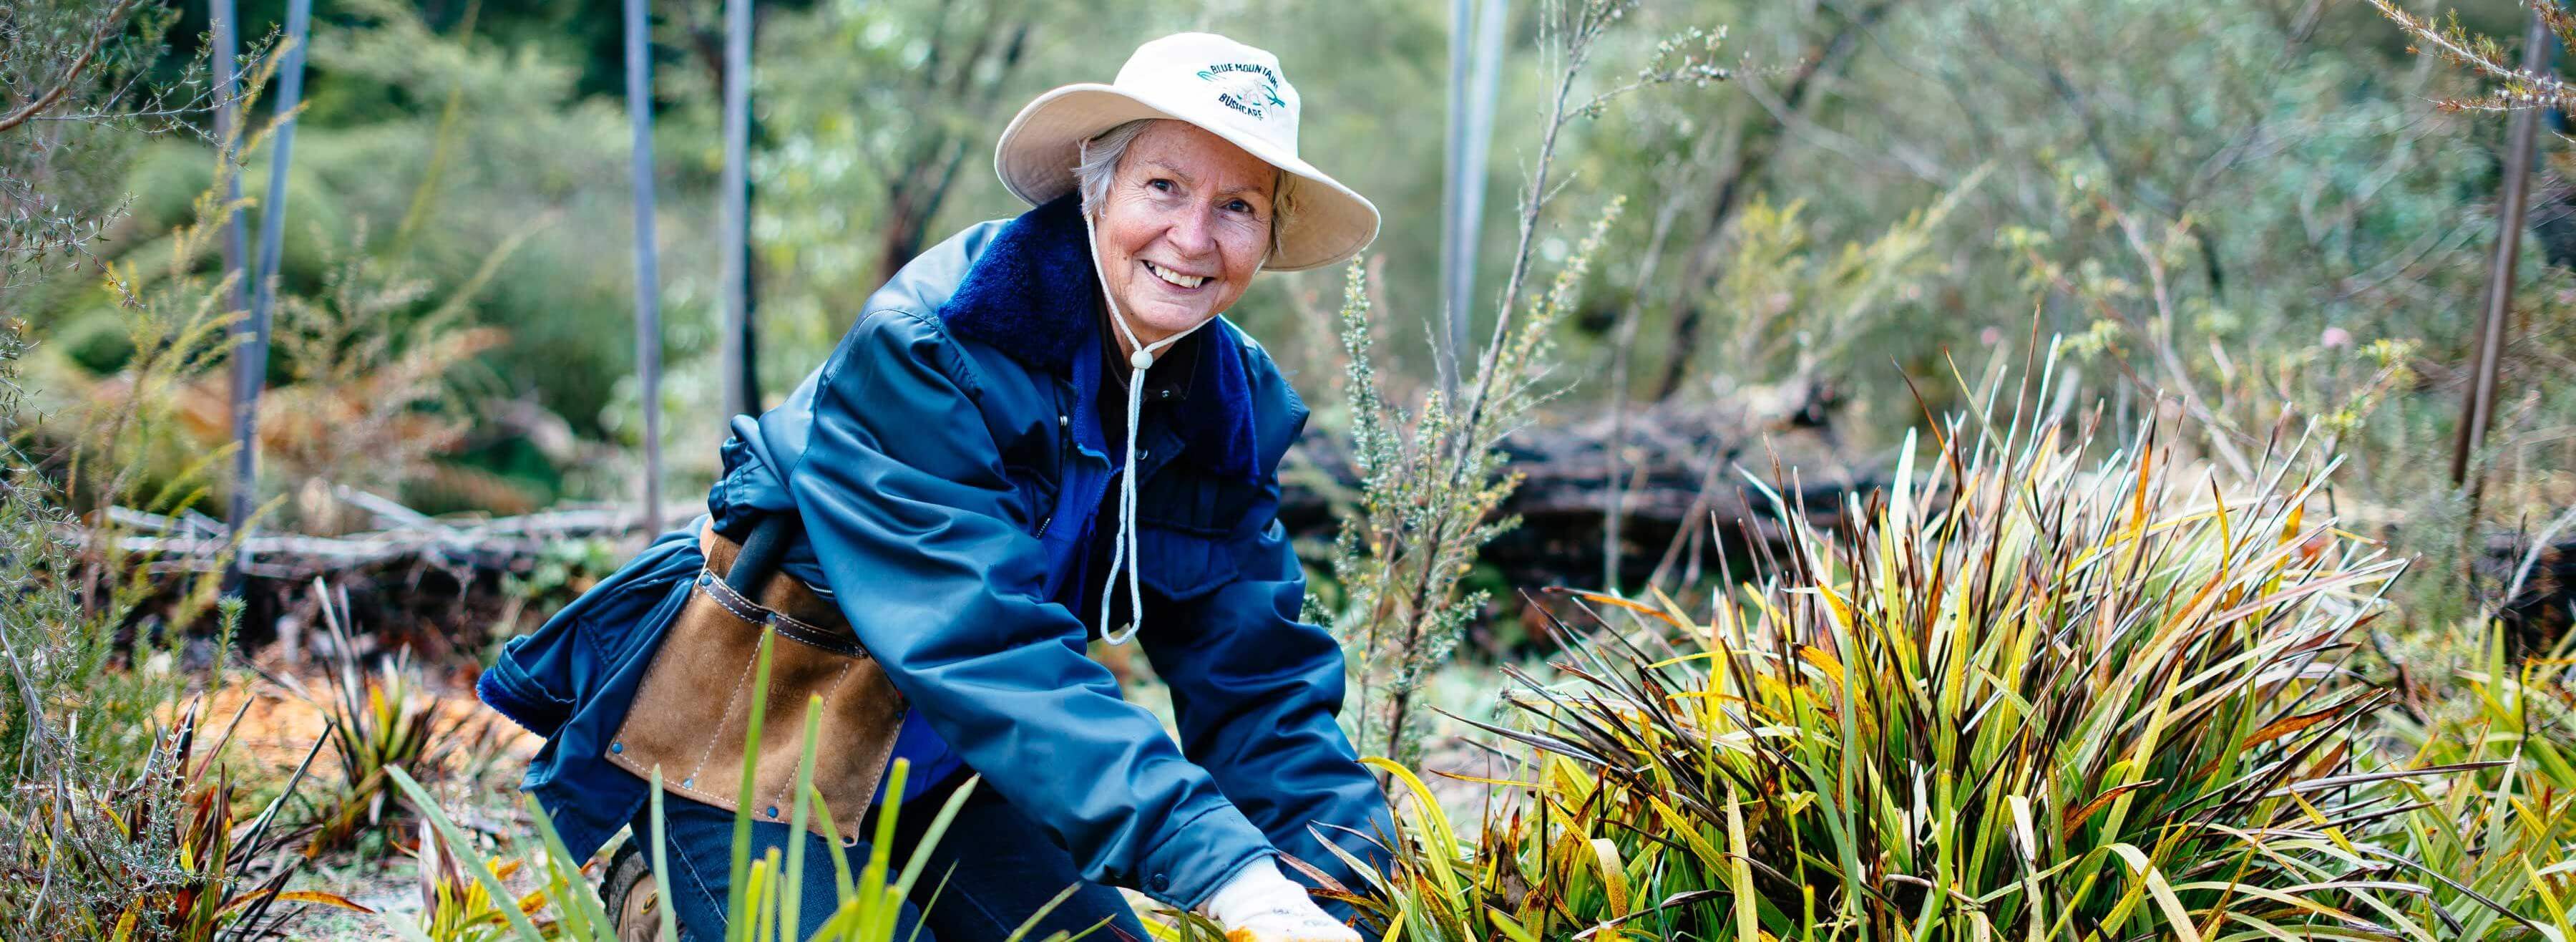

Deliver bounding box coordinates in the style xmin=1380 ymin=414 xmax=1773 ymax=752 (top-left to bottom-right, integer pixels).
xmin=480 ymin=30 xmax=1392 ymax=942
xmin=1082 ymin=120 xmax=1280 ymax=352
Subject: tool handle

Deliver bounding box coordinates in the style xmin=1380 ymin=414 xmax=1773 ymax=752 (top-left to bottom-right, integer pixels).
xmin=726 ymin=513 xmax=801 ymax=596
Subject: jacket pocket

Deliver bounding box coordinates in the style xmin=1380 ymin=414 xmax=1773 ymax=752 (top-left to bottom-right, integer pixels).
xmin=1136 ymin=524 xmax=1241 ymax=603
xmin=1004 ymin=463 xmax=1058 ymax=535
xmin=607 ymin=567 xmax=906 ymax=845
xmin=1133 ymin=467 xmax=1261 ymax=601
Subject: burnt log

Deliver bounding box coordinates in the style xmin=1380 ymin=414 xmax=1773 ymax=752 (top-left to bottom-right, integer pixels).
xmin=101 ymin=392 xmax=1878 ymax=651
xmin=2496 ymin=534 xmax=2576 ymax=658
xmin=1277 ymin=390 xmax=1869 ymax=592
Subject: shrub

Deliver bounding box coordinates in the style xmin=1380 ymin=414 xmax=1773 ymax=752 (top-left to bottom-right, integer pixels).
xmin=1332 ymin=349 xmax=2564 ymax=941
xmin=1317 ymin=0 xmax=1727 ymax=770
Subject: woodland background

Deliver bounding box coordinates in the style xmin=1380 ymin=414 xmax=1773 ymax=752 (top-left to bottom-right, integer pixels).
xmin=6 ymin=0 xmax=2576 ymax=937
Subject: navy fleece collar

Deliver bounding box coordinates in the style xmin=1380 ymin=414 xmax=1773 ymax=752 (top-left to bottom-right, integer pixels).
xmin=937 ymin=194 xmax=1261 ymax=483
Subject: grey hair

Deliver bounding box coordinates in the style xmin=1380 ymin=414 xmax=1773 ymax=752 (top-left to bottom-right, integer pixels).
xmin=1072 ymin=118 xmax=1297 ymax=264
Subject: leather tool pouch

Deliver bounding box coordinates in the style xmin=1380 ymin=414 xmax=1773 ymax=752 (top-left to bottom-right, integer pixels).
xmin=607 ymin=520 xmax=904 ymax=844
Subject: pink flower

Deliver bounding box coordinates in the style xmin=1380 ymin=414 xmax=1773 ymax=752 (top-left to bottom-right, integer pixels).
xmin=2320 ymin=327 xmax=2353 ymax=349
xmin=1979 ymin=326 xmax=2004 ymax=346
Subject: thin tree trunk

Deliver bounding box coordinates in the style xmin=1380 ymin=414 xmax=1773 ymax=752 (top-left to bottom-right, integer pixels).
xmin=1602 ymin=192 xmax=1685 ymax=590
xmin=1438 ymin=0 xmax=1508 ymax=400
xmin=872 ymin=14 xmax=1030 ymax=283
xmin=210 ymin=0 xmax=248 ymax=329
xmin=1438 ymin=0 xmax=1472 ymax=397
xmin=718 ymin=0 xmax=753 ymax=419
xmin=226 ymin=0 xmax=312 ymax=586
xmin=2454 ymin=10 xmax=2549 ymax=498
xmin=624 ymin=0 xmax=665 ymax=535
xmin=210 ymin=0 xmax=251 ymax=586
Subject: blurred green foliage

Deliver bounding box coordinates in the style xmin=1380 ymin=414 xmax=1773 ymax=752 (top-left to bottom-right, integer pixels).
xmin=21 ymin=0 xmax=2568 ymax=609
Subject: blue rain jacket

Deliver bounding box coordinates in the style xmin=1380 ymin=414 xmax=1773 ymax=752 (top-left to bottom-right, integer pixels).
xmin=476 ymin=193 xmax=1394 ymax=911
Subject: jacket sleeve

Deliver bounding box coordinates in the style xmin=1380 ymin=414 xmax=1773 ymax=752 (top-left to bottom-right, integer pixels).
xmin=1137 ymin=442 xmax=1399 ymax=899
xmin=786 ymin=309 xmax=1275 ymax=909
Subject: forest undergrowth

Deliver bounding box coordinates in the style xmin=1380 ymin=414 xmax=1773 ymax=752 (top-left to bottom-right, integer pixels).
xmin=4 ymin=0 xmax=2574 ymax=938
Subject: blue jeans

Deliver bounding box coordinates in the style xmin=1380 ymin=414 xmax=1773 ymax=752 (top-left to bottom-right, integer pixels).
xmin=638 ymin=771 xmax=1151 ymax=942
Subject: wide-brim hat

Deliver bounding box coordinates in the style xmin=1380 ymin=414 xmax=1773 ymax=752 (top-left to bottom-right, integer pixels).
xmin=992 ymin=32 xmax=1380 ymax=273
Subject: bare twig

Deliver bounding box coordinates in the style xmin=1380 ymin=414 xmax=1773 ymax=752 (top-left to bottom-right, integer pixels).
xmin=1601 ymin=154 xmax=1697 ymax=588
xmin=0 ymin=0 xmax=145 ymax=135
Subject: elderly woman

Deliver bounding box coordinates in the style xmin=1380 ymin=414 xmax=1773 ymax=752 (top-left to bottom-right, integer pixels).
xmin=477 ymin=32 xmax=1392 ymax=942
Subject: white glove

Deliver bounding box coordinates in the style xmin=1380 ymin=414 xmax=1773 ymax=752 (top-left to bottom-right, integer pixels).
xmin=1193 ymin=858 xmax=1360 ymax=942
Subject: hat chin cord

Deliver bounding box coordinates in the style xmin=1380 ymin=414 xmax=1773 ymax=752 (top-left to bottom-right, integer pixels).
xmin=1078 ymin=142 xmax=1257 ymax=646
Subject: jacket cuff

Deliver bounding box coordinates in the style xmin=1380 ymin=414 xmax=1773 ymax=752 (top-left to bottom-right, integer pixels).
xmin=1140 ymin=802 xmax=1278 ymax=911
xmin=475 ymin=656 xmax=571 ymax=737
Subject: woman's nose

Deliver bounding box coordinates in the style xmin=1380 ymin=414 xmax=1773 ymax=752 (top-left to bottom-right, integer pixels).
xmin=1163 ymin=205 xmax=1219 ymax=256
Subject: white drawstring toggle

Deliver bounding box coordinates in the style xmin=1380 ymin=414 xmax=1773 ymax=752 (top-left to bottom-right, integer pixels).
xmin=1078 ymin=140 xmax=1220 ymax=647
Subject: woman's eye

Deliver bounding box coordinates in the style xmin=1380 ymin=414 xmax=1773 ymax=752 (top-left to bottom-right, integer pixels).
xmin=1226 ymin=199 xmax=1252 ymax=213
xmin=1148 ymin=178 xmax=1174 ymax=192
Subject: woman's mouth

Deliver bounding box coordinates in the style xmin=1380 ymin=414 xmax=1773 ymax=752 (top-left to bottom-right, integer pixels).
xmin=1141 ymin=260 xmax=1209 ymax=291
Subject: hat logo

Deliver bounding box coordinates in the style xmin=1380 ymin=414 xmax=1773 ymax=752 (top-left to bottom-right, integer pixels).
xmin=1196 ymin=62 xmax=1286 ymax=120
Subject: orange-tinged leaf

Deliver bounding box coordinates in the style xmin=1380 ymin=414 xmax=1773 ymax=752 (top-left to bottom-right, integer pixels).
xmin=269 ymin=890 xmax=376 ymax=913
xmin=2297 ymin=527 xmax=2332 ymax=564
xmin=1797 ymin=646 xmax=1846 ymax=688
xmin=2063 ymin=781 xmax=2160 ymax=832
xmin=215 ymin=888 xmax=377 ymax=916
xmin=2243 ymin=707 xmax=2341 ymax=751
xmin=2129 ymin=441 xmax=2153 ymax=529
xmin=1572 ymin=591 xmax=1686 ymax=630
xmin=2189 ymin=705 xmax=2348 ymax=780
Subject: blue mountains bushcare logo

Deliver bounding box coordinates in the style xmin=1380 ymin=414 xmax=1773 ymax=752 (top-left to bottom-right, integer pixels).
xmin=1198 ymin=62 xmax=1287 ymax=120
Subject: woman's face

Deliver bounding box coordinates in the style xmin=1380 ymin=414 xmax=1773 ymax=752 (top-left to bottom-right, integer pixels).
xmin=1092 ymin=121 xmax=1275 ymax=354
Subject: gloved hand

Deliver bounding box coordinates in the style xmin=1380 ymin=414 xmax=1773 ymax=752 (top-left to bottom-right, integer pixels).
xmin=1193 ymin=858 xmax=1360 ymax=942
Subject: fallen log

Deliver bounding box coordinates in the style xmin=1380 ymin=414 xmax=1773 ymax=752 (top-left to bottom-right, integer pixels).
xmin=1281 ymin=394 xmax=1867 ymax=590
xmin=94 ymin=399 xmax=1868 ymax=649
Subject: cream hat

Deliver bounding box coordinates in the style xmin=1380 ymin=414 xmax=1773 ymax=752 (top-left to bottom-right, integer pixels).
xmin=992 ymin=31 xmax=1380 ymax=272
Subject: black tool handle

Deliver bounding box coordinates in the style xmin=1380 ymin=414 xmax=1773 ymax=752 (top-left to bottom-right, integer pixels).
xmin=725 ymin=513 xmax=801 ymax=597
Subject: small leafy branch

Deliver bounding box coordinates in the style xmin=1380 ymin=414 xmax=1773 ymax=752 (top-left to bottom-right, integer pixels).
xmin=0 ymin=0 xmax=274 ymax=299
xmin=2371 ymin=0 xmax=2576 ymax=114
xmin=1320 ymin=0 xmax=1728 ymax=769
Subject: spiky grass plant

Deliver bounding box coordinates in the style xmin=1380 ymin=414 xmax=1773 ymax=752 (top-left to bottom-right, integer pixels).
xmin=307 ymin=583 xmax=489 ymax=858
xmin=1328 ymin=349 xmax=2555 ymax=941
xmin=0 ymin=691 xmax=365 ymax=938
xmin=409 ymin=826 xmax=547 ymax=942
xmin=2369 ymin=628 xmax=2576 ymax=939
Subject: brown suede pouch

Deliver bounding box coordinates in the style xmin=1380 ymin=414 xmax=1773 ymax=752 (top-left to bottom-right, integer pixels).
xmin=607 ymin=524 xmax=906 ymax=844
